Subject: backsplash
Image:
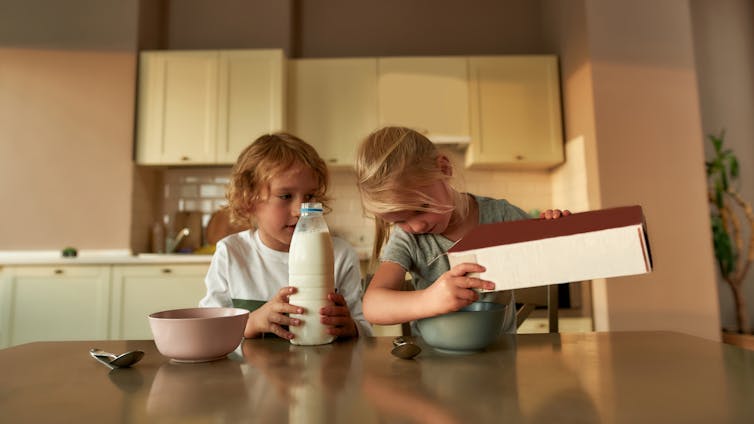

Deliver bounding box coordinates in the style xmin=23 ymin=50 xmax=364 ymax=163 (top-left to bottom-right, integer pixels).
xmin=162 ymin=168 xmax=233 ymax=235
xmin=157 ymin=148 xmax=559 ymax=253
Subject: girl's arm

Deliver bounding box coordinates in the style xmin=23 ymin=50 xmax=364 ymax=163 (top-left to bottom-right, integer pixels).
xmin=363 ymin=261 xmax=495 ymax=325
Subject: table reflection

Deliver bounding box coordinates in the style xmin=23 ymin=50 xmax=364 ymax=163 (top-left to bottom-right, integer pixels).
xmin=359 ymin=336 xmax=520 ymax=423
xmin=145 ymin=354 xmax=248 ymax=419
xmin=362 ymin=356 xmax=462 ymax=424
xmin=242 ymin=338 xmax=357 ymax=423
xmin=514 ymin=337 xmax=600 ymax=423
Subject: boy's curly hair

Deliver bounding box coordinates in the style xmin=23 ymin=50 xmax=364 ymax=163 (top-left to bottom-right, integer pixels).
xmin=226 ymin=132 xmax=330 ymax=228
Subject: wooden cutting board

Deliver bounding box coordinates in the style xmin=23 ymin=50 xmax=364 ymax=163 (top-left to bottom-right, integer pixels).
xmin=206 ymin=208 xmax=246 ymax=245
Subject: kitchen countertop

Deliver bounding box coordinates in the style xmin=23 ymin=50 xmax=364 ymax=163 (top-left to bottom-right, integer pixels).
xmin=0 ymin=250 xmax=213 ymax=265
xmin=0 ymin=247 xmax=371 ymax=266
xmin=1 ymin=332 xmax=752 ymax=423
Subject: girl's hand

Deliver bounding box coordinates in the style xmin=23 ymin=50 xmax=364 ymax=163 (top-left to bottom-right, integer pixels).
xmin=321 ymin=291 xmax=358 ymax=338
xmin=246 ymin=286 xmax=302 ymax=340
xmin=423 ymin=262 xmax=495 ymax=315
xmin=540 ymin=209 xmax=571 ymax=219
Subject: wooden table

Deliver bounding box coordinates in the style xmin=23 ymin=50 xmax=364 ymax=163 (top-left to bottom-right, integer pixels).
xmin=1 ymin=332 xmax=752 ymax=423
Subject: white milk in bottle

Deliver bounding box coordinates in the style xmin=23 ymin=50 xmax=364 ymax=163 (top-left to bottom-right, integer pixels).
xmin=288 ymin=202 xmax=335 ymax=345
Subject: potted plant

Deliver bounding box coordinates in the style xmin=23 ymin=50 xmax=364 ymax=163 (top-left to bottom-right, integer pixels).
xmin=705 ymin=130 xmax=753 ymax=346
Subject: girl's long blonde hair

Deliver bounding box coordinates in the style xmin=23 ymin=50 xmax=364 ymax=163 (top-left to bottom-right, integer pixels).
xmin=355 ymin=126 xmax=468 ymax=265
xmin=227 ymin=132 xmax=330 ymax=228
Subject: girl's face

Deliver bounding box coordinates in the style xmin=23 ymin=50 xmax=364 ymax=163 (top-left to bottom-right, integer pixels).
xmin=377 ymin=180 xmax=454 ymax=236
xmin=251 ymin=163 xmax=320 ymax=252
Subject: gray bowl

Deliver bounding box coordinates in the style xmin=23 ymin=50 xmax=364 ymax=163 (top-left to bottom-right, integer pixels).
xmin=416 ymin=301 xmax=506 ymax=353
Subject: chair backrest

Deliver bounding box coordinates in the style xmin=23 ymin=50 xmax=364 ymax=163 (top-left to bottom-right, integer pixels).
xmin=515 ymin=285 xmax=559 ymax=333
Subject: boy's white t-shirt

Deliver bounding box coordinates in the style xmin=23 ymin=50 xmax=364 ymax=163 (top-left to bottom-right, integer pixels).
xmin=200 ymin=229 xmax=373 ymax=337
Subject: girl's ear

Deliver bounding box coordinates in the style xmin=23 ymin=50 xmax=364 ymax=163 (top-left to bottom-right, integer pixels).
xmin=437 ymin=154 xmax=453 ymax=177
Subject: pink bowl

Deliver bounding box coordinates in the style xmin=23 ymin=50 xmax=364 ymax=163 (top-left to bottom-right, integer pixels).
xmin=148 ymin=307 xmax=249 ymax=362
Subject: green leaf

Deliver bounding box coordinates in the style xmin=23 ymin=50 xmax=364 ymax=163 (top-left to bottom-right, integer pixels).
xmin=711 ymin=215 xmax=735 ymax=276
xmin=710 ymin=134 xmax=722 ymax=151
xmin=729 ymin=157 xmax=739 ymax=178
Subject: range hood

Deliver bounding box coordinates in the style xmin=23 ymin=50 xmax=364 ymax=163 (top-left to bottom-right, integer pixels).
xmin=428 ymin=133 xmax=471 ymax=149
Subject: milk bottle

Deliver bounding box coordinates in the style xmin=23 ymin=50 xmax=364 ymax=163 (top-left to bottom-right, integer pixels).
xmin=288 ymin=202 xmax=335 ymax=345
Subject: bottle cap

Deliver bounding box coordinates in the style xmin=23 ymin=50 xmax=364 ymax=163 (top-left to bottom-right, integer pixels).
xmin=300 ymin=202 xmax=323 ymax=212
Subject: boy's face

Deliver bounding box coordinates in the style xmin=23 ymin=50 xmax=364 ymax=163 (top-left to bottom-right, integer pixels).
xmin=251 ymin=163 xmax=320 ymax=252
xmin=377 ymin=180 xmax=453 ymax=236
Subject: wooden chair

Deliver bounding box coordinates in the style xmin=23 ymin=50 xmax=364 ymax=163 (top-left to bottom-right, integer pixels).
xmin=515 ymin=285 xmax=559 ymax=333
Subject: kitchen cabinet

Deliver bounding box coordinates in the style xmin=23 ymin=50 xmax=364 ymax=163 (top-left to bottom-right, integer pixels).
xmin=0 ymin=266 xmax=111 ymax=348
xmin=465 ymin=56 xmax=564 ymax=169
xmin=377 ymin=57 xmax=471 ymax=144
xmin=109 ymin=264 xmax=208 ymax=339
xmin=287 ymin=58 xmax=378 ymax=167
xmin=136 ymin=49 xmax=285 ymax=165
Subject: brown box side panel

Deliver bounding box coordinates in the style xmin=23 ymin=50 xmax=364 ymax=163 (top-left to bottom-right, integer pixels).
xmin=449 ymin=205 xmax=646 ymax=252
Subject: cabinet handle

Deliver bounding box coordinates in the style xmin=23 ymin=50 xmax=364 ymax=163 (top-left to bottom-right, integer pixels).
xmin=54 ymin=269 xmax=64 ymax=275
xmin=327 ymin=158 xmax=337 ymax=163
xmin=181 ymin=156 xmax=190 ymax=161
xmin=162 ymin=268 xmax=172 ymax=274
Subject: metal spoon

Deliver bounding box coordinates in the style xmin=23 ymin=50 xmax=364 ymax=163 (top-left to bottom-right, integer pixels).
xmin=391 ymin=336 xmax=421 ymax=360
xmin=89 ymin=348 xmax=144 ymax=369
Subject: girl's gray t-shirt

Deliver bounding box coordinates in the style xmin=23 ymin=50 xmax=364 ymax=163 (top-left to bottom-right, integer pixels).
xmin=379 ymin=194 xmax=530 ymax=333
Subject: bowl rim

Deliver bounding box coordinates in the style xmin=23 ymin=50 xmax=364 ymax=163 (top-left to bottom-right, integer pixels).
xmin=148 ymin=306 xmax=249 ymax=320
xmin=418 ymin=301 xmax=508 ymax=322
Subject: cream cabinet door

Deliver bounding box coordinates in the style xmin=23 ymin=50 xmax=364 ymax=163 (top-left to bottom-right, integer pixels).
xmin=0 ymin=266 xmax=111 ymax=348
xmin=136 ymin=51 xmax=219 ymax=165
xmin=110 ymin=264 xmax=209 ymax=340
xmin=216 ymin=49 xmax=285 ymax=164
xmin=378 ymin=57 xmax=470 ymax=143
xmin=465 ymin=56 xmax=564 ymax=169
xmin=288 ymin=58 xmax=378 ymax=167
xmin=136 ymin=49 xmax=285 ymax=165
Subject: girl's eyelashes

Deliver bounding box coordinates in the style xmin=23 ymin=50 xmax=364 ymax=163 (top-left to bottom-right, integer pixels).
xmin=392 ymin=210 xmax=423 ymax=224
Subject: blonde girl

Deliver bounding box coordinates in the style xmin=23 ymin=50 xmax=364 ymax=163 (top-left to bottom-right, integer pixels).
xmin=355 ymin=126 xmax=568 ymax=331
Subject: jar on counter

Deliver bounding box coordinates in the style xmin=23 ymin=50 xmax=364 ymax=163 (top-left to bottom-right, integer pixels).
xmin=151 ymin=221 xmax=166 ymax=254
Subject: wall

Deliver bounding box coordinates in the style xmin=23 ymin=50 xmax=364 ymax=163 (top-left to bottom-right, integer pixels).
xmin=584 ymin=0 xmax=720 ymax=340
xmin=690 ymin=0 xmax=754 ymax=332
xmin=542 ymin=1 xmax=598 ymax=316
xmin=164 ymin=0 xmax=545 ymax=56
xmin=295 ymin=0 xmax=545 ymax=57
xmin=166 ymin=0 xmax=294 ymax=53
xmin=0 ymin=0 xmax=139 ymax=251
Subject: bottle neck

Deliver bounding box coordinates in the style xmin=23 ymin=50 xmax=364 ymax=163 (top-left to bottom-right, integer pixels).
xmin=300 ymin=211 xmax=323 ymax=217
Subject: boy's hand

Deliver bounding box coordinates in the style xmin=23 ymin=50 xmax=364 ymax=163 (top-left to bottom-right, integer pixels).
xmin=246 ymin=286 xmax=302 ymax=340
xmin=321 ymin=292 xmax=358 ymax=338
xmin=423 ymin=262 xmax=495 ymax=315
xmin=540 ymin=209 xmax=571 ymax=219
